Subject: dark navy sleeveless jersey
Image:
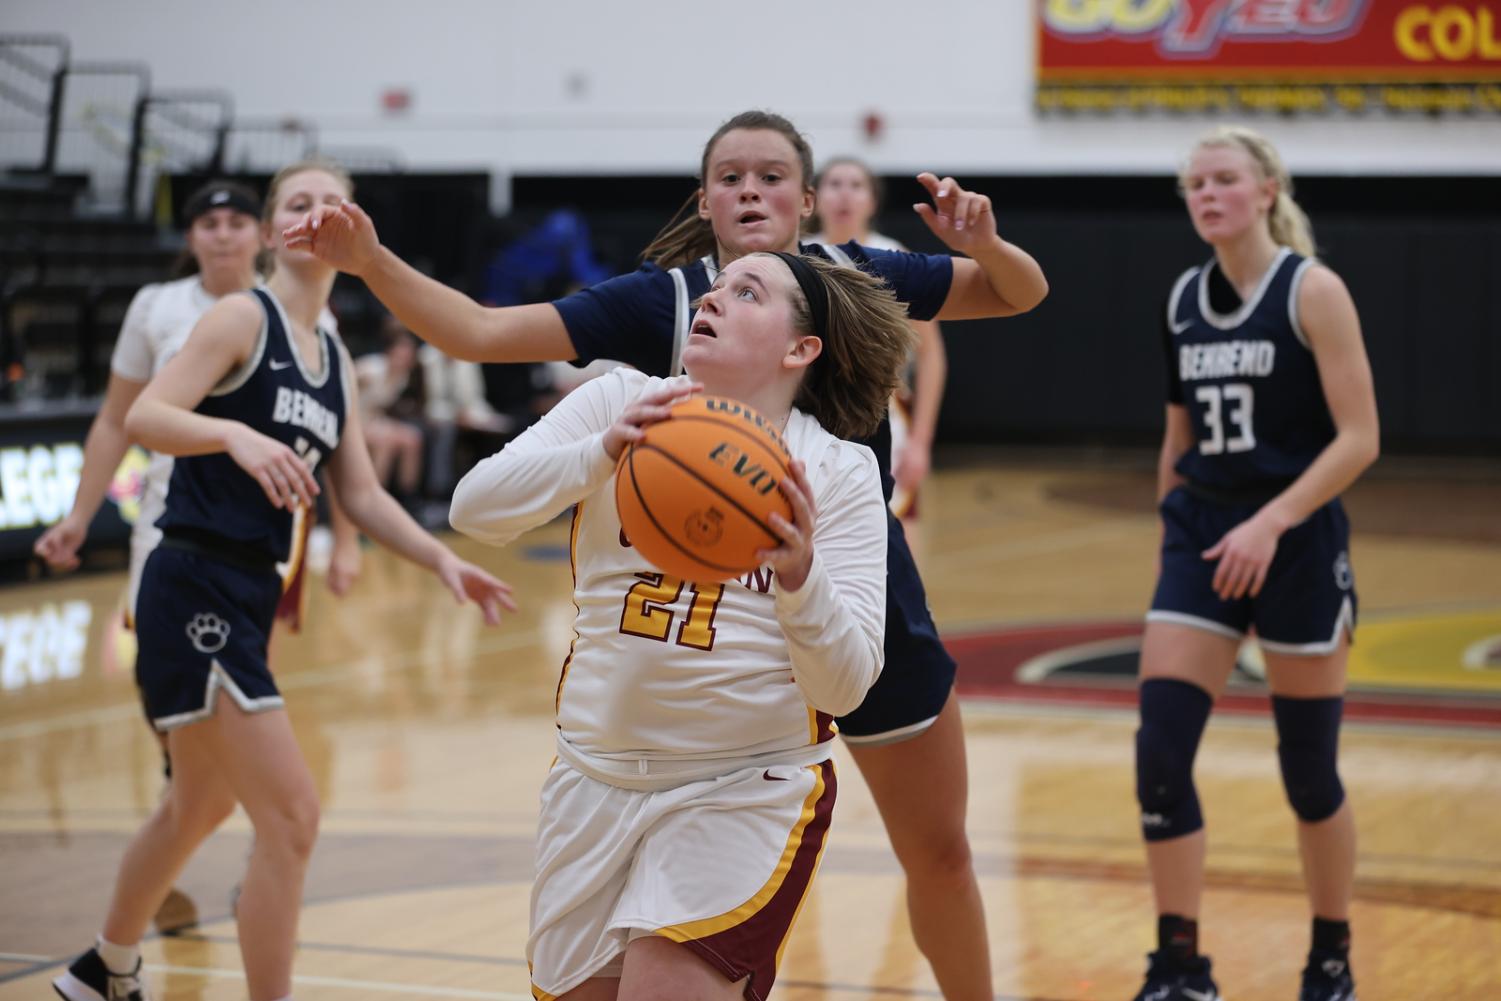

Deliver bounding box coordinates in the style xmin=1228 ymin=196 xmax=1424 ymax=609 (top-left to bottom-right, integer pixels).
xmin=1164 ymin=248 xmax=1335 ymax=493
xmin=157 ymin=287 xmax=347 ymax=561
xmin=552 ymin=240 xmax=952 ymax=496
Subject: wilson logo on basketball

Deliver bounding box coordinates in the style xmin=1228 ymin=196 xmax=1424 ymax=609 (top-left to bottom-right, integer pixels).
xmin=707 ymin=443 xmax=779 ymax=496
xmin=703 ymin=397 xmax=790 ymax=456
xmin=684 ymin=508 xmax=725 ymax=545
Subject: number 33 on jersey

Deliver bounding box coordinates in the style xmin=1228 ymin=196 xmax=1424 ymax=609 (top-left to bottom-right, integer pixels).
xmin=1167 ymin=248 xmax=1337 ymax=491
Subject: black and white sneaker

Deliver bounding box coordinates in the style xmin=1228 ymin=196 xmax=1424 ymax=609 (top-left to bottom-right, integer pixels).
xmin=1131 ymin=949 xmax=1223 ymax=1001
xmin=52 ymin=947 xmax=150 ymax=1001
xmin=1298 ymin=949 xmax=1357 ymax=1001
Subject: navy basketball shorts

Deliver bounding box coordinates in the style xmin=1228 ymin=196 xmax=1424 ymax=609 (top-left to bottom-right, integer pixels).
xmin=836 ymin=512 xmax=957 ymax=744
xmin=134 ymin=545 xmax=285 ymax=732
xmin=1149 ymin=487 xmax=1357 ymax=655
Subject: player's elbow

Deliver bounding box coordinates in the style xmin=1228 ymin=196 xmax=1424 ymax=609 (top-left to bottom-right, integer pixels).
xmin=122 ymin=399 xmax=151 ymax=447
xmin=1015 ymin=273 xmax=1049 ymax=314
xmin=447 ymin=475 xmax=488 ymax=539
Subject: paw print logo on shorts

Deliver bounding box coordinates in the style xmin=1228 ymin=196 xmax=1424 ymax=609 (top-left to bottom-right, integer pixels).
xmin=186 ymin=612 xmax=231 ymax=654
xmin=1333 ymin=551 xmax=1353 ymax=591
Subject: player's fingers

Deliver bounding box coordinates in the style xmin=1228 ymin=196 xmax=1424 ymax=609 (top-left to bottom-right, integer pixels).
xmin=277 ymin=456 xmax=317 ymax=507
xmin=1248 ymin=562 xmax=1270 ymax=599
xmin=916 ymin=172 xmax=941 ymax=198
xmin=1202 ymin=537 xmax=1227 ymax=560
xmin=767 ymin=511 xmax=804 ymax=548
xmin=966 ymin=194 xmax=991 ymax=230
xmin=912 ymin=203 xmax=945 ymax=232
xmin=952 ymin=193 xmax=973 ymax=231
xmin=255 ymin=470 xmax=284 ymax=509
xmin=936 ymin=176 xmax=961 ymax=209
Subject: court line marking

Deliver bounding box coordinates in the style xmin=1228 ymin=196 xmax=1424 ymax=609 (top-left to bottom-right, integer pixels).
xmin=0 ymin=952 xmax=530 ymax=998
xmin=0 ymin=628 xmax=549 ymax=743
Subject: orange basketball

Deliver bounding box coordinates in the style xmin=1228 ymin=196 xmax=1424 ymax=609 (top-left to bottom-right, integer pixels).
xmin=615 ymin=396 xmax=794 ymax=583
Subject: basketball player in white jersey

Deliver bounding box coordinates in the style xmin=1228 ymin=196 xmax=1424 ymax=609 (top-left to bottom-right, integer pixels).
xmin=807 ymin=157 xmax=947 ymax=533
xmin=450 ymin=253 xmax=914 ymax=1000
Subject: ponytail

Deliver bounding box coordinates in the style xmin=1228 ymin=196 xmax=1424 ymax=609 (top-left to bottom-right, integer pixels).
xmin=640 ymin=191 xmax=718 ymax=270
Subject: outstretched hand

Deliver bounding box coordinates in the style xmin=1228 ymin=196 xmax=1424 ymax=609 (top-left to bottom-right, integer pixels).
xmin=436 ymin=553 xmax=518 ymax=626
xmin=283 ymin=200 xmax=381 ymax=276
xmin=912 ymin=173 xmax=999 ymax=255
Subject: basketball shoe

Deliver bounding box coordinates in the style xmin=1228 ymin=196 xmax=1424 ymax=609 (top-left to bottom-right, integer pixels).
xmin=1298 ymin=949 xmax=1356 ymax=1001
xmin=52 ymin=947 xmax=150 ymax=1001
xmin=1131 ymin=950 xmax=1222 ymax=1001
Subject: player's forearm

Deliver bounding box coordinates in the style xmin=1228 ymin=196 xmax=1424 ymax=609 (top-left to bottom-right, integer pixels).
xmin=339 ymin=484 xmax=447 ymax=571
xmin=1256 ymin=429 xmax=1380 ymax=534
xmin=363 ymin=246 xmax=503 ymax=363
xmin=67 ymin=414 xmax=133 ymax=525
xmin=450 ymin=433 xmax=616 ymax=546
xmin=964 ymin=236 xmax=1049 ymax=317
xmin=1157 ymin=444 xmax=1188 ymax=504
xmin=908 ymin=322 xmax=946 ymax=448
xmin=125 ymin=399 xmax=239 ymax=458
xmin=777 ymin=551 xmax=885 ymax=716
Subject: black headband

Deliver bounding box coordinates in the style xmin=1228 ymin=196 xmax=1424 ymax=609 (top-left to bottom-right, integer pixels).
xmin=770 ymin=251 xmax=829 ymax=343
xmin=182 ymin=184 xmax=261 ymax=226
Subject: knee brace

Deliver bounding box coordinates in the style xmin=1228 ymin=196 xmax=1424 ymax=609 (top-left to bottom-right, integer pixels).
xmin=1136 ymin=678 xmax=1214 ymax=842
xmin=1272 ymin=695 xmax=1345 ymax=822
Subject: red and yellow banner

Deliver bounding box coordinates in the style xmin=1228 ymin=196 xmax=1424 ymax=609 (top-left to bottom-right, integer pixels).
xmin=1037 ymin=0 xmax=1501 ymax=113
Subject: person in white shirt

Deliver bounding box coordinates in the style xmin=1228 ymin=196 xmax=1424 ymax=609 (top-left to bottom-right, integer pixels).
xmin=449 ymin=252 xmax=915 ymax=1001
xmin=807 ymin=157 xmax=948 ymax=539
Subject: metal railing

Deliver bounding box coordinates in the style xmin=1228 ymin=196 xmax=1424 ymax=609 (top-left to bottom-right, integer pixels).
xmin=0 ymin=34 xmax=69 ymax=174
xmin=54 ymin=60 xmax=150 ymax=215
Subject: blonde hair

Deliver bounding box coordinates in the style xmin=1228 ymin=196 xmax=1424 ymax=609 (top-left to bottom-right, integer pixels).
xmin=263 ymin=157 xmax=354 ymax=219
xmin=1186 ymin=125 xmax=1315 ymax=257
xmin=641 ymin=111 xmax=815 ymax=270
xmin=763 ymin=254 xmax=917 ymax=440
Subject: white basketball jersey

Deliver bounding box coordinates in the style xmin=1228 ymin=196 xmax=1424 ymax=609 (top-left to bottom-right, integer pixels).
xmin=450 ymin=369 xmax=888 ymax=788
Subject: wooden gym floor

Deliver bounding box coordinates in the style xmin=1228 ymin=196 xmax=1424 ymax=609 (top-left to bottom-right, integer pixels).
xmin=1 ymin=458 xmax=1498 ymax=1000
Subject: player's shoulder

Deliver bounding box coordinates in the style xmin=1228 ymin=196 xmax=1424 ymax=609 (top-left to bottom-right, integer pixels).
xmin=787 ymin=412 xmax=879 ymax=483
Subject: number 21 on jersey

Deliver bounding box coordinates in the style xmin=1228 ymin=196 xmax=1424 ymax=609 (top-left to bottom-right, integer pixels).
xmin=620 ymin=572 xmax=724 ymax=651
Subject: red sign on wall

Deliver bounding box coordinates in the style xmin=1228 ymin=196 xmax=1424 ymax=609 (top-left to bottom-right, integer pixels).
xmin=1037 ymin=0 xmax=1501 ymax=113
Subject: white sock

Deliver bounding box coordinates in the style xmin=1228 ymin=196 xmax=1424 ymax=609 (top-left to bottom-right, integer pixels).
xmin=95 ymin=935 xmax=139 ymax=974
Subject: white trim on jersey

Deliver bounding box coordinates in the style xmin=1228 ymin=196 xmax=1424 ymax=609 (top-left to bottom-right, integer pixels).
xmin=153 ymin=660 xmax=286 ymax=731
xmin=668 ymin=266 xmax=691 ymax=378
xmin=1258 ymin=597 xmax=1355 ymax=656
xmin=265 ymin=287 xmax=333 ymax=387
xmin=1197 ymin=247 xmax=1291 ymax=331
xmin=1286 ymin=256 xmax=1317 ymax=350
xmin=818 ymin=243 xmax=856 ymax=268
xmin=1144 ymin=609 xmax=1245 ymax=641
xmin=211 ymin=305 xmax=269 ymax=397
xmin=1167 ymin=267 xmax=1198 ymax=335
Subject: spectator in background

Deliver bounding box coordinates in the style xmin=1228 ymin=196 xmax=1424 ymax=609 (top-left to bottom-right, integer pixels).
xmin=417 ymin=342 xmax=512 ymax=498
xmin=355 ymin=317 xmax=427 ymax=506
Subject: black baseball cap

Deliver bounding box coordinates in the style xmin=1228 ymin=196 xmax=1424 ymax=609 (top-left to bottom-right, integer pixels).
xmin=182 ymin=180 xmax=262 ymax=225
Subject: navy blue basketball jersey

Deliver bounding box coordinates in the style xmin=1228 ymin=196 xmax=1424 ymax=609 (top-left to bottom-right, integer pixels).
xmin=156 ymin=287 xmax=347 ymax=561
xmin=1164 ymin=248 xmax=1335 ymax=493
xmin=551 ymin=240 xmax=952 ymax=496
